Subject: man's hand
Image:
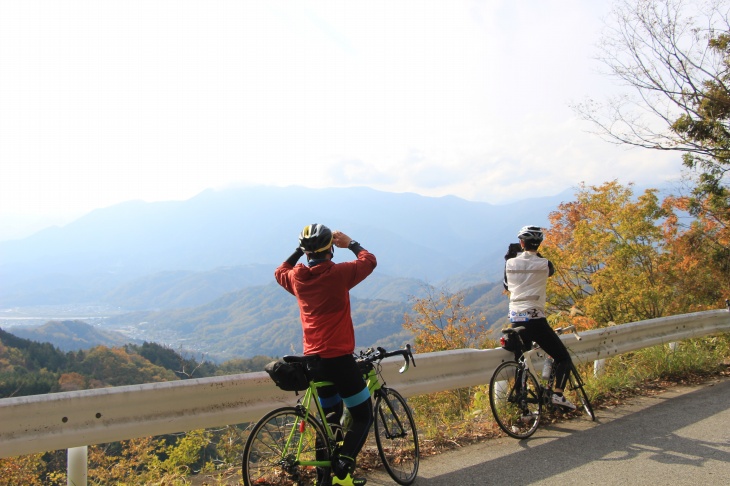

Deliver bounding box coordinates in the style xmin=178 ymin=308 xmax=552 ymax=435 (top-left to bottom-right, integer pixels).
xmin=332 ymin=230 xmax=352 ymax=249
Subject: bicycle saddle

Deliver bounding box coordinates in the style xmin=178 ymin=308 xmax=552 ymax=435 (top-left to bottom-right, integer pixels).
xmin=502 ymin=326 xmax=526 ymax=335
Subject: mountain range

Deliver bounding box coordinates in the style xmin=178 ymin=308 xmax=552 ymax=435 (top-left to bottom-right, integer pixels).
xmin=1 ymin=185 xmax=574 ymax=359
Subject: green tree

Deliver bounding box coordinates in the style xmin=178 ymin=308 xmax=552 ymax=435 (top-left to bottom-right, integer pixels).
xmin=129 ymin=341 xmax=216 ymax=379
xmin=78 ymin=346 xmax=178 ymax=386
xmin=574 ymin=0 xmax=729 ymax=259
xmin=576 ymin=0 xmax=730 ymax=184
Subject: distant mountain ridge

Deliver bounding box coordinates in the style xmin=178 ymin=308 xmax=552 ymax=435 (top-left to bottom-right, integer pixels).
xmin=0 ymin=186 xmax=571 ymax=359
xmin=9 ymin=320 xmax=138 ymax=352
xmin=0 ymin=185 xmax=573 ymax=308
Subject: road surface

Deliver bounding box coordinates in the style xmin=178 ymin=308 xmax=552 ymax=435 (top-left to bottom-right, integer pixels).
xmin=365 ymin=376 xmax=730 ymax=485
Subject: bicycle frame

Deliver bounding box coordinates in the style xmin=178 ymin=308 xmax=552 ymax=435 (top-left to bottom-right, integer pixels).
xmin=490 ymin=325 xmax=595 ymax=440
xmin=288 ymin=380 xmax=333 ymax=469
xmin=243 ymin=345 xmax=419 ymax=486
xmin=521 ymin=347 xmax=546 ymax=386
xmin=284 ymin=357 xmax=390 ymax=469
xmin=520 ymin=324 xmax=583 ymax=386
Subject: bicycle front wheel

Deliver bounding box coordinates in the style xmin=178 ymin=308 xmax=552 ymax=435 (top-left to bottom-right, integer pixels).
xmin=242 ymin=406 xmax=330 ymax=486
xmin=489 ymin=361 xmax=542 ymax=439
xmin=566 ymin=365 xmax=595 ymax=421
xmin=374 ymin=388 xmax=419 ymax=485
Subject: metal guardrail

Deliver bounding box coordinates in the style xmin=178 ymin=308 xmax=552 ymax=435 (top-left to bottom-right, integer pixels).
xmin=1 ymin=309 xmax=729 ymax=461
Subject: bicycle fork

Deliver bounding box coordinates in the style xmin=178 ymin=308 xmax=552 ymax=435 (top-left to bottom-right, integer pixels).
xmin=376 ymin=390 xmax=407 ymax=440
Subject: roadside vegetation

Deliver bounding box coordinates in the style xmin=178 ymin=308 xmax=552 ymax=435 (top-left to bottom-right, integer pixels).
xmin=4 ymin=332 xmax=730 ymax=486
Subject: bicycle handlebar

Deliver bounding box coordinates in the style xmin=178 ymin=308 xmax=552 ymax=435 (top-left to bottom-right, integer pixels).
xmin=357 ymin=344 xmax=416 ymax=374
xmin=555 ymin=324 xmax=582 ymax=340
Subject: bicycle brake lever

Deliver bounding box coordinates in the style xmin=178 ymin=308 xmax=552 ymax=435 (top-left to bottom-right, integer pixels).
xmin=398 ymin=361 xmax=409 ymax=374
xmin=406 ymin=343 xmax=416 ymax=367
xmin=398 ymin=344 xmax=415 ymax=373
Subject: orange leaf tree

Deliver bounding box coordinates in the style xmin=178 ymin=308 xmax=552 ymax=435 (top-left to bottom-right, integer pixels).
xmin=543 ymin=181 xmax=676 ymax=328
xmin=661 ymin=188 xmax=730 ymax=311
xmin=402 ymin=286 xmax=492 ymax=425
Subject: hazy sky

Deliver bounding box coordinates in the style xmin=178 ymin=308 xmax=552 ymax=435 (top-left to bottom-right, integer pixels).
xmin=0 ymin=1 xmax=683 ymax=241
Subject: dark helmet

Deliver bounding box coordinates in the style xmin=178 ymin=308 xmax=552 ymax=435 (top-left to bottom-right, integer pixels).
xmin=299 ymin=224 xmax=333 ymax=254
xmin=517 ymin=225 xmax=544 ymax=243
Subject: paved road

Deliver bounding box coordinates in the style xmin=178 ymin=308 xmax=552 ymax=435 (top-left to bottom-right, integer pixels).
xmin=365 ymin=376 xmax=730 ymax=485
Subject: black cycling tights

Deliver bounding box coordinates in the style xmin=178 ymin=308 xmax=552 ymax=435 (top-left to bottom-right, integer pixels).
xmin=309 ymin=354 xmax=374 ymax=460
xmin=515 ymin=318 xmax=572 ymax=391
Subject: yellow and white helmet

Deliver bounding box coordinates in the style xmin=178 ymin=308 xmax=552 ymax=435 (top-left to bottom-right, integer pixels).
xmin=298 ymin=224 xmax=333 ymax=254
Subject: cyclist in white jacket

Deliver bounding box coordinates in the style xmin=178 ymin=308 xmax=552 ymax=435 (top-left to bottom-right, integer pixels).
xmin=503 ymin=226 xmax=576 ymax=410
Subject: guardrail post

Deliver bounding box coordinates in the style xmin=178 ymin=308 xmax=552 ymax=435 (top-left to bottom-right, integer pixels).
xmin=669 ymin=342 xmax=678 ymax=352
xmin=594 ymin=359 xmax=606 ymax=377
xmin=67 ymin=446 xmax=87 ymax=486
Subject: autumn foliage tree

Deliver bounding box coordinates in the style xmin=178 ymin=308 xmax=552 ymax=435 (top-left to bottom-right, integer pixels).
xmin=573 ymin=0 xmax=730 ymax=310
xmin=544 ymin=179 xmax=729 ymax=328
xmin=661 ymin=188 xmax=730 ymax=311
xmin=402 ymin=286 xmax=491 ymax=353
xmin=402 ymin=286 xmax=492 ymax=427
xmin=543 ymin=181 xmax=675 ymax=327
xmin=0 ymin=453 xmax=63 ymax=486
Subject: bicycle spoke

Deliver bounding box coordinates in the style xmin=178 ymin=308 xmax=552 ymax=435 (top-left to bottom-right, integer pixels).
xmin=489 ymin=361 xmax=541 ymax=439
xmin=374 ymin=388 xmax=419 ymax=485
xmin=242 ymin=407 xmax=330 ymax=486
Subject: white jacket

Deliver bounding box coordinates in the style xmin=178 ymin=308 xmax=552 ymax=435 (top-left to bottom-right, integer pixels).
xmin=504 ymin=251 xmax=553 ymax=320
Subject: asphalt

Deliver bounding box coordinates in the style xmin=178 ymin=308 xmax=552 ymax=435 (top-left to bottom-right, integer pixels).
xmin=363 ymin=376 xmax=730 ymax=485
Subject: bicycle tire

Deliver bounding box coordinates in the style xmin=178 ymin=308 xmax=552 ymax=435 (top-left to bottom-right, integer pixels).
xmin=373 ymin=388 xmax=420 ymax=485
xmin=567 ymin=365 xmax=595 ymax=421
xmin=242 ymin=406 xmax=330 ymax=486
xmin=489 ymin=361 xmax=542 ymax=439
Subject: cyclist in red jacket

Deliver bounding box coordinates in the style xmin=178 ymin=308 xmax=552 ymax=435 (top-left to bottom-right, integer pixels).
xmin=275 ymin=224 xmax=377 ymax=486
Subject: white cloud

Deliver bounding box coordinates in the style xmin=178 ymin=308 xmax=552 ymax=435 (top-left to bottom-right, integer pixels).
xmin=0 ymin=0 xmax=688 ymax=240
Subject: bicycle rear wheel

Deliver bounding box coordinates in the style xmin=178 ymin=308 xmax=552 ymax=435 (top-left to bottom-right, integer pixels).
xmin=489 ymin=361 xmax=541 ymax=439
xmin=374 ymin=388 xmax=419 ymax=485
xmin=242 ymin=406 xmax=330 ymax=486
xmin=566 ymin=365 xmax=595 ymax=421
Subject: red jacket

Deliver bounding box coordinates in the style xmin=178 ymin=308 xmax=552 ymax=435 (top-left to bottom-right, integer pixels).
xmin=275 ymin=249 xmax=377 ymax=358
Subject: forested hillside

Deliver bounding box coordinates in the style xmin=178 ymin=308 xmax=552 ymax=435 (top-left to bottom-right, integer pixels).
xmin=0 ymin=328 xmax=271 ymax=399
xmin=0 ymin=281 xmax=506 ymax=398
xmin=75 ymin=280 xmax=508 ymax=360
xmin=8 ymin=320 xmax=136 ymax=352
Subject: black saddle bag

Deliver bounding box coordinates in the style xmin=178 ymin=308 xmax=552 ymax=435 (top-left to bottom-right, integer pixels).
xmin=264 ymin=360 xmax=309 ymax=392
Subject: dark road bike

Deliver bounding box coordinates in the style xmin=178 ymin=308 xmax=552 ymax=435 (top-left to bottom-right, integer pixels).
xmin=489 ymin=325 xmax=595 ymax=439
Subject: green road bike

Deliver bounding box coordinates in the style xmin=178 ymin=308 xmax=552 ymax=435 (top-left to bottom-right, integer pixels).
xmin=242 ymin=345 xmax=419 ymax=486
xmin=489 ymin=325 xmax=595 ymax=439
